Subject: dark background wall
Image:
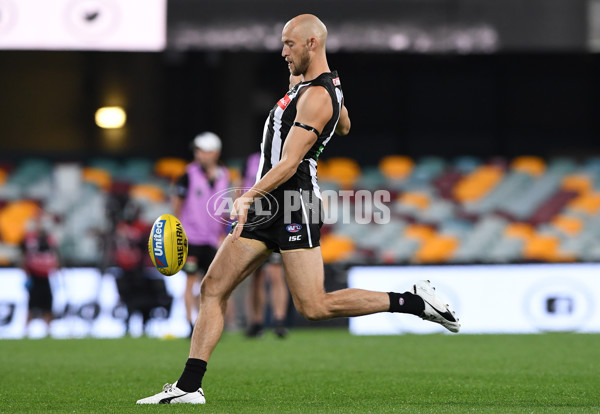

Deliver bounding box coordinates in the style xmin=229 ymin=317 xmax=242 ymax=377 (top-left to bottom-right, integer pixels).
xmin=1 ymin=51 xmax=599 ymax=164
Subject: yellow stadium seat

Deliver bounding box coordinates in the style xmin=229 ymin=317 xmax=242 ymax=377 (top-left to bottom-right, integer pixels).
xmin=155 ymin=158 xmax=188 ymax=181
xmin=523 ymin=235 xmax=559 ymax=261
xmin=398 ymin=192 xmax=430 ymax=210
xmin=504 ymin=223 xmax=535 ymax=241
xmin=323 ymin=157 xmax=361 ymax=189
xmin=379 ymin=155 xmax=414 ymax=180
xmin=404 ymin=224 xmax=435 ymax=242
xmin=228 ymin=167 xmax=241 ymax=185
xmin=0 ymin=200 xmax=40 ymax=245
xmin=568 ymin=193 xmax=600 ymax=215
xmin=320 ymin=234 xmax=355 ymax=263
xmin=561 ymin=174 xmax=592 ymax=195
xmin=130 ymin=184 xmax=165 ymax=203
xmin=551 ymin=215 xmax=583 ymax=236
xmin=453 ymin=165 xmax=503 ymax=203
xmin=414 ymin=235 xmax=459 ymax=263
xmin=511 ymin=156 xmax=546 ymax=176
xmin=82 ymin=167 xmax=112 ymax=191
xmin=317 ymin=160 xmax=331 ymax=181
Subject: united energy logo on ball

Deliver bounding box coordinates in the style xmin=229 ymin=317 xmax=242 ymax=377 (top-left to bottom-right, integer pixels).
xmin=148 ymin=214 xmax=188 ymax=276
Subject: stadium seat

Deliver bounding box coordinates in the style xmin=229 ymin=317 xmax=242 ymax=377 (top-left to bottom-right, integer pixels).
xmin=379 ymin=155 xmax=414 ymax=180
xmin=228 ymin=167 xmax=241 ymax=185
xmin=561 ymin=174 xmax=592 ymax=195
xmin=551 ymin=215 xmax=583 ymax=236
xmin=413 ymin=235 xmax=459 ymax=263
xmin=320 ymin=234 xmax=355 ymax=263
xmin=504 ymin=222 xmax=535 ymax=241
xmin=321 ymin=157 xmax=361 ymax=189
xmin=511 ymin=156 xmax=546 ymax=176
xmin=0 ymin=200 xmax=40 ymax=245
xmin=154 ymin=157 xmax=187 ymax=181
xmin=130 ymin=184 xmax=165 ymax=203
xmin=453 ymin=156 xmax=481 ymax=174
xmin=354 ymin=220 xmax=405 ymax=250
xmin=82 ymin=167 xmax=112 ymax=191
xmin=522 ymin=234 xmax=574 ymax=262
xmin=0 ymin=242 xmax=20 ymax=266
xmin=119 ymin=158 xmax=154 ymax=184
xmin=379 ymin=237 xmax=420 ymax=263
xmin=484 ymin=237 xmax=524 ymax=263
xmin=355 ymin=166 xmax=386 ymax=190
xmin=451 ymin=216 xmax=507 ymax=262
xmin=568 ymin=193 xmax=600 ymax=215
xmin=403 ymin=223 xmax=436 ymax=242
xmin=397 ymin=191 xmax=430 ymax=210
xmin=453 ymin=165 xmax=503 ymax=203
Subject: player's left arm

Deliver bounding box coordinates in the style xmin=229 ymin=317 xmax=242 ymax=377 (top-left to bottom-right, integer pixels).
xmin=230 ymin=87 xmax=333 ymax=240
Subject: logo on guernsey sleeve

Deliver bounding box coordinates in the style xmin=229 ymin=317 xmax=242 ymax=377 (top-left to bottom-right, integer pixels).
xmin=333 ymin=77 xmax=341 ymax=86
xmin=152 ymin=220 xmax=168 ymax=268
xmin=277 ymin=94 xmax=292 ymax=110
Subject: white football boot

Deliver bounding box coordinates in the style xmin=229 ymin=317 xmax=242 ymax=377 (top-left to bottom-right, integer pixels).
xmin=413 ymin=280 xmax=460 ymax=333
xmin=136 ymin=381 xmax=206 ymax=404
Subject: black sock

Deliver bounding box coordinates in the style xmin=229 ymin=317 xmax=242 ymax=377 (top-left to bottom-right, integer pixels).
xmin=388 ymin=292 xmax=425 ymax=316
xmin=177 ymin=358 xmax=207 ymax=392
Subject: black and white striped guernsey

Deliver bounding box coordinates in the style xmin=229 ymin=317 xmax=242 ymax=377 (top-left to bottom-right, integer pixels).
xmin=255 ymin=71 xmax=343 ymax=197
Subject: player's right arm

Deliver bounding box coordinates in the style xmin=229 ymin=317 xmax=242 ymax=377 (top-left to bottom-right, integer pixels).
xmin=335 ymin=103 xmax=350 ymax=136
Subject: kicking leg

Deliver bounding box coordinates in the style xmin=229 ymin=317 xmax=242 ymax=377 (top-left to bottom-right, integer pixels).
xmin=137 ymin=236 xmax=270 ymax=405
xmin=281 ymin=247 xmax=391 ymax=320
xmin=189 ymin=236 xmax=271 ymax=360
xmin=280 ymin=247 xmax=458 ymax=332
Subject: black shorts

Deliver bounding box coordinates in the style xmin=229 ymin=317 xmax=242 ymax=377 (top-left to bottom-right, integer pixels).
xmin=240 ymin=188 xmax=322 ymax=252
xmin=184 ymin=244 xmax=217 ymax=275
xmin=28 ymin=276 xmax=53 ymax=312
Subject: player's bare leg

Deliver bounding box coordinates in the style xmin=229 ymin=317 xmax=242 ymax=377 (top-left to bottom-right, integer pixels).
xmin=183 ymin=273 xmax=197 ymax=332
xmin=281 ymin=247 xmax=390 ymax=319
xmin=245 ymin=268 xmax=267 ymax=337
xmin=189 ymin=236 xmax=271 ymax=360
xmin=281 ymin=247 xmax=459 ymax=332
xmin=265 ymin=263 xmax=289 ymax=337
xmin=137 ymin=236 xmax=270 ymax=405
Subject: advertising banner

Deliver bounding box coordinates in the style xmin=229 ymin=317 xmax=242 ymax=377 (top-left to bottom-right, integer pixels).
xmin=0 ymin=0 xmax=166 ymax=51
xmin=0 ymin=268 xmax=188 ymax=339
xmin=348 ymin=264 xmax=600 ymax=334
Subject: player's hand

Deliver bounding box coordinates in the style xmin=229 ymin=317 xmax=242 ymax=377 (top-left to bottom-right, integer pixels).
xmin=230 ymin=195 xmax=253 ymax=241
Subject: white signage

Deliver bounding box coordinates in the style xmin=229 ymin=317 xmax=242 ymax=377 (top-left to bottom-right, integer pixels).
xmin=0 ymin=267 xmax=188 ymax=339
xmin=348 ymin=264 xmax=600 ymax=334
xmin=0 ymin=0 xmax=166 ymax=51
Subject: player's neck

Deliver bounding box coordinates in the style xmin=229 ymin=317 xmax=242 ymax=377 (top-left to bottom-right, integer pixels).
xmin=303 ymin=57 xmax=330 ymax=82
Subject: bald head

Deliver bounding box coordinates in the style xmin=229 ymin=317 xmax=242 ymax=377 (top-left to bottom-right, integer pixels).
xmin=283 ymin=14 xmax=328 ymax=51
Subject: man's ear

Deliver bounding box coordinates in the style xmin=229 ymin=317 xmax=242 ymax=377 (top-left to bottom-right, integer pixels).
xmin=307 ymin=37 xmax=317 ymax=51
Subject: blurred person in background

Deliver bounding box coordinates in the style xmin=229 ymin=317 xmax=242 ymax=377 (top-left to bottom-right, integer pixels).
xmin=243 ymin=152 xmax=289 ymax=339
xmin=113 ymin=201 xmax=160 ymax=335
xmin=22 ymin=212 xmax=59 ymax=337
xmin=172 ymin=132 xmax=231 ymax=335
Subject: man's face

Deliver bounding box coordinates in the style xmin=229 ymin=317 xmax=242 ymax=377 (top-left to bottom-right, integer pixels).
xmin=194 ymin=148 xmax=220 ymax=168
xmin=281 ymin=25 xmax=310 ymax=76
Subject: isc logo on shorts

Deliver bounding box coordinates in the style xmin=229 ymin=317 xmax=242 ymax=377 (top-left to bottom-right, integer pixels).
xmin=289 ymin=235 xmax=302 ymax=242
xmin=286 ymin=223 xmax=302 ymax=233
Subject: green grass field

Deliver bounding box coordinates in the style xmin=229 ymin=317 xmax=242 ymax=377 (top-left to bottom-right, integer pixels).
xmin=1 ymin=329 xmax=599 ymax=413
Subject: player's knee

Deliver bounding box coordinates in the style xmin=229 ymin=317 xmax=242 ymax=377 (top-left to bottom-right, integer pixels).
xmin=296 ymin=302 xmax=329 ymax=321
xmin=199 ymin=273 xmax=226 ymax=300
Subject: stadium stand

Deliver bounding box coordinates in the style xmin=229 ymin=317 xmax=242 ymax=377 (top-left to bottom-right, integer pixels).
xmin=1 ymin=155 xmax=600 ymax=266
